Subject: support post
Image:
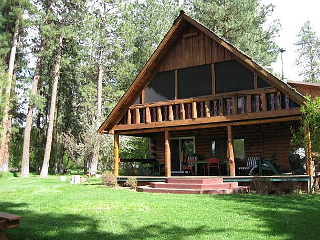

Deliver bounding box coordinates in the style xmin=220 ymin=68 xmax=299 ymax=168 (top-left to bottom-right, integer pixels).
xmin=304 ymin=127 xmax=313 ymax=176
xmin=227 ymin=126 xmax=235 ymax=176
xmin=165 ymin=131 xmax=171 ymax=177
xmin=114 ymin=133 xmax=119 ymax=177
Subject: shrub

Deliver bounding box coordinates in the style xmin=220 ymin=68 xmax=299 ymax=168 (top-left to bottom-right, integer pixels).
xmin=124 ymin=177 xmax=138 ymax=189
xmin=251 ymin=177 xmax=274 ymax=195
xmin=101 ymin=171 xmax=117 ymax=187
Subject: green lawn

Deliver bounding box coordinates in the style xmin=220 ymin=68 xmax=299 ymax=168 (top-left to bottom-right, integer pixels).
xmin=1 ymin=176 xmax=320 ymax=240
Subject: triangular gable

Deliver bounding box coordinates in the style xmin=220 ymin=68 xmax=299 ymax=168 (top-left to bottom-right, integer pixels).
xmin=98 ymin=11 xmax=305 ymax=133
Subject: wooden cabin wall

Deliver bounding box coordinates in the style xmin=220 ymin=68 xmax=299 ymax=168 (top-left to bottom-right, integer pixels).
xmin=150 ymin=121 xmax=299 ymax=173
xmin=157 ymin=25 xmax=236 ymax=72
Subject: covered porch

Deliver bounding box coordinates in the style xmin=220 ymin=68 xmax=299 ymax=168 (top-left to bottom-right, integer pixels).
xmin=113 ymin=118 xmax=308 ymax=178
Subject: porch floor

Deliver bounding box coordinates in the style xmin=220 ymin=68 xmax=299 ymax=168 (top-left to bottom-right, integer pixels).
xmin=118 ymin=174 xmax=310 ymax=184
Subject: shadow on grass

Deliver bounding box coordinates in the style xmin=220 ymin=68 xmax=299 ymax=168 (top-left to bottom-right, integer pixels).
xmin=0 ymin=201 xmax=217 ymax=240
xmin=214 ymin=194 xmax=320 ymax=240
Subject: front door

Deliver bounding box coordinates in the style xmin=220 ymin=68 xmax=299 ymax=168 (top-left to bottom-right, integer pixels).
xmin=170 ymin=137 xmax=195 ymax=172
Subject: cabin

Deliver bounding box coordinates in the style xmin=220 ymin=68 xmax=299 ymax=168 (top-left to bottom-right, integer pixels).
xmin=98 ymin=11 xmax=317 ymax=181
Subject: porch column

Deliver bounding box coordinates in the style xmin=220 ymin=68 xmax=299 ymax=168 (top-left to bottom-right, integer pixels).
xmin=227 ymin=126 xmax=235 ymax=176
xmin=304 ymin=127 xmax=313 ymax=176
xmin=165 ymin=130 xmax=171 ymax=177
xmin=114 ymin=132 xmax=120 ymax=177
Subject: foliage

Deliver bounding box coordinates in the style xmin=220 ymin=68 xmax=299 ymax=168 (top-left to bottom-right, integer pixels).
xmin=295 ymin=21 xmax=320 ymax=83
xmin=291 ymin=96 xmax=320 ymax=157
xmin=185 ymin=0 xmax=280 ymax=67
xmin=101 ymin=171 xmax=117 ymax=187
xmin=124 ymin=177 xmax=138 ymax=189
xmin=251 ymin=177 xmax=300 ymax=195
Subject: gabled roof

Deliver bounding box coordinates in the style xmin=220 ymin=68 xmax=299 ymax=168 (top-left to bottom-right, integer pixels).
xmin=98 ymin=11 xmax=305 ymax=134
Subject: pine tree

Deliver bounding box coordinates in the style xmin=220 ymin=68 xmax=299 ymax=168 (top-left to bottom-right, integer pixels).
xmin=295 ymin=21 xmax=320 ymax=83
xmin=185 ymin=0 xmax=280 ymax=67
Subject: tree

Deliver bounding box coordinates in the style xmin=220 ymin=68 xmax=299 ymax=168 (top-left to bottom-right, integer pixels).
xmin=185 ymin=0 xmax=280 ymax=67
xmin=295 ymin=21 xmax=320 ymax=83
xmin=0 ymin=2 xmax=21 ymax=172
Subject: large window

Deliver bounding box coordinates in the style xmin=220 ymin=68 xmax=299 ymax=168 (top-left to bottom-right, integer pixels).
xmin=178 ymin=64 xmax=212 ymax=99
xmin=234 ymin=139 xmax=245 ymax=160
xmin=215 ymin=60 xmax=254 ymax=93
xmin=145 ymin=70 xmax=175 ymax=103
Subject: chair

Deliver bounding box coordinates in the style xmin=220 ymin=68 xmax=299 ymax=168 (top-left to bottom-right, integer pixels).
xmin=260 ymin=150 xmax=282 ymax=175
xmin=183 ymin=158 xmax=197 ymax=175
xmin=207 ymin=158 xmax=220 ymax=175
xmin=238 ymin=157 xmax=259 ymax=175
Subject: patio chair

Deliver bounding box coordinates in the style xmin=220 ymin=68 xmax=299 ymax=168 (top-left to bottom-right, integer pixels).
xmin=183 ymin=158 xmax=197 ymax=175
xmin=260 ymin=150 xmax=282 ymax=175
xmin=238 ymin=157 xmax=259 ymax=175
xmin=207 ymin=158 xmax=220 ymax=175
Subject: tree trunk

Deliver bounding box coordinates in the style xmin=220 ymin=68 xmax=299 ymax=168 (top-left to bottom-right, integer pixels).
xmin=0 ymin=16 xmax=19 ymax=172
xmin=89 ymin=49 xmax=103 ymax=175
xmin=21 ymin=42 xmax=45 ymax=177
xmin=40 ymin=34 xmax=63 ymax=178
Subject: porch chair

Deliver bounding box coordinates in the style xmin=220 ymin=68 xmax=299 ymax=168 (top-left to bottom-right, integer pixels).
xmin=206 ymin=158 xmax=220 ymax=175
xmin=238 ymin=157 xmax=259 ymax=175
xmin=183 ymin=158 xmax=197 ymax=175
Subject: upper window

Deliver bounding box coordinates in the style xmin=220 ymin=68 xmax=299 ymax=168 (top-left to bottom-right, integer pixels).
xmin=144 ymin=71 xmax=175 ymax=103
xmin=215 ymin=60 xmax=254 ymax=93
xmin=178 ymin=64 xmax=212 ymax=99
xmin=257 ymin=76 xmax=271 ymax=88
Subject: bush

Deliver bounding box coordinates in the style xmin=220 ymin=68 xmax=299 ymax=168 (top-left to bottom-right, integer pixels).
xmin=124 ymin=177 xmax=138 ymax=189
xmin=101 ymin=171 xmax=117 ymax=187
xmin=251 ymin=177 xmax=275 ymax=195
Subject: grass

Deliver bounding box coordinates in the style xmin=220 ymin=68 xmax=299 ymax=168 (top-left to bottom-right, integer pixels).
xmin=1 ymin=176 xmax=320 ymax=240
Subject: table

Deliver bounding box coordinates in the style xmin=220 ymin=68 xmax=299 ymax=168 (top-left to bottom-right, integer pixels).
xmin=194 ymin=160 xmax=230 ymax=176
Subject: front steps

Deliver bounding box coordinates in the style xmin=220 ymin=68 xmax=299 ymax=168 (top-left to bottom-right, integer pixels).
xmin=136 ymin=178 xmax=250 ymax=195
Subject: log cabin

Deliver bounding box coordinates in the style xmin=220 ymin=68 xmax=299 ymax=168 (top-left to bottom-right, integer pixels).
xmin=98 ymin=11 xmax=319 ymax=178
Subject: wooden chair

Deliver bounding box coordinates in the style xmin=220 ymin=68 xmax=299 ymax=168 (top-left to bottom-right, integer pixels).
xmin=206 ymin=158 xmax=220 ymax=175
xmin=182 ymin=158 xmax=197 ymax=175
xmin=238 ymin=157 xmax=259 ymax=175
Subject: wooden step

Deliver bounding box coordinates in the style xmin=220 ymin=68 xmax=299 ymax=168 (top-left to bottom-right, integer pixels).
xmin=165 ymin=178 xmax=223 ymax=184
xmin=150 ymin=182 xmax=238 ymax=190
xmin=137 ymin=186 xmax=250 ymax=195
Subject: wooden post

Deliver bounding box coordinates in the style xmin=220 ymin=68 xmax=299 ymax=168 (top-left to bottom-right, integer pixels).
xmin=168 ymin=105 xmax=174 ymax=121
xmin=211 ymin=63 xmax=215 ymax=95
xmin=135 ymin=108 xmax=140 ymax=124
xmin=232 ymin=97 xmax=237 ymax=115
xmin=304 ymin=127 xmax=313 ymax=176
xmin=254 ymin=73 xmax=258 ymax=89
xmin=247 ymin=95 xmax=252 ymax=113
xmin=227 ymin=126 xmax=235 ymax=176
xmin=114 ymin=133 xmax=119 ymax=177
xmin=157 ymin=107 xmax=162 ymax=122
xmin=192 ymin=101 xmax=197 ymax=119
xmin=175 ymin=69 xmax=178 ymax=99
xmin=146 ymin=107 xmax=151 ymax=123
xmin=165 ymin=131 xmax=171 ymax=177
xmin=261 ymin=92 xmax=267 ymax=111
xmin=127 ymin=110 xmax=131 ymax=125
xmin=205 ymin=101 xmax=210 ymax=117
xmin=277 ymin=91 xmax=282 ymax=110
xmin=180 ymin=103 xmax=185 ymax=120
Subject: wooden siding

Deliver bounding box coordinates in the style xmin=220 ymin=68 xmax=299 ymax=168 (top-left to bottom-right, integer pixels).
xmin=288 ymin=81 xmax=320 ymax=99
xmin=158 ymin=25 xmax=236 ymax=72
xmin=151 ymin=121 xmax=299 ymax=173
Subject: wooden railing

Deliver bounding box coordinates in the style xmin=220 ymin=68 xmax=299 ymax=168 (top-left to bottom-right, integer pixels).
xmin=118 ymin=88 xmax=295 ymax=125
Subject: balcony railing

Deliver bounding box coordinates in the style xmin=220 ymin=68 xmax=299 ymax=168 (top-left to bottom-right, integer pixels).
xmin=118 ymin=88 xmax=296 ymax=126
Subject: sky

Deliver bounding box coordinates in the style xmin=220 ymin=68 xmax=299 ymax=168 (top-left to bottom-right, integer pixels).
xmin=261 ymin=0 xmax=320 ymax=82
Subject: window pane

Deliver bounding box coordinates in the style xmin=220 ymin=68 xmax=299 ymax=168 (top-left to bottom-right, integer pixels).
xmin=234 ymin=139 xmax=245 ymax=160
xmin=145 ymin=71 xmax=175 ymax=103
xmin=178 ymin=64 xmax=212 ymax=99
xmin=215 ymin=60 xmax=254 ymax=93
